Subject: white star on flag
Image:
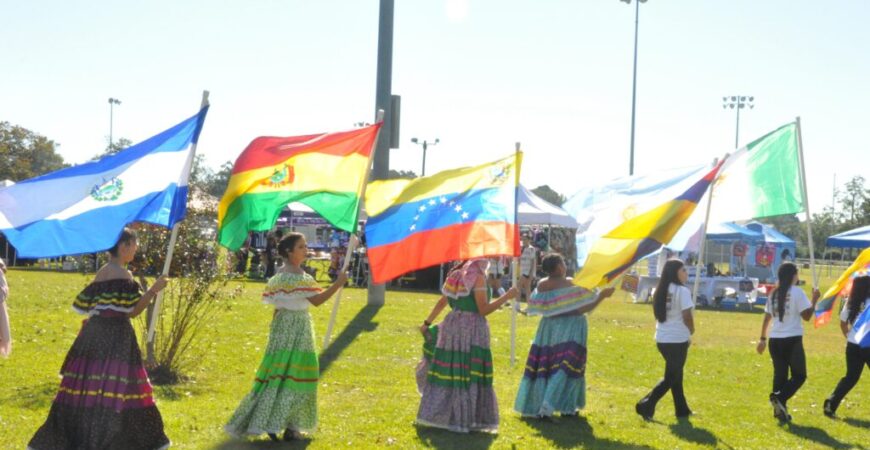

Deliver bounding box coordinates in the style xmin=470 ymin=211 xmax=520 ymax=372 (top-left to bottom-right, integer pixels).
xmin=428 ymin=199 xmax=436 ymax=206
xmin=410 ymin=224 xmax=416 ymax=231
xmin=461 ymin=212 xmax=469 ymax=219
xmin=440 ymin=197 xmax=447 ymax=203
xmin=414 ymin=215 xmax=419 ymax=221
xmin=454 ymin=205 xmax=463 ymax=212
xmin=418 ymin=205 xmax=426 ymax=212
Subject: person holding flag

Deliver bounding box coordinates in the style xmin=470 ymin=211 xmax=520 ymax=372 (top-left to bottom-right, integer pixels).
xmin=224 ymin=232 xmax=348 ymax=442
xmin=514 ymin=252 xmax=614 ymax=418
xmin=415 ymin=259 xmax=518 ymax=433
xmin=755 ymin=262 xmax=820 ymax=422
xmin=824 ymin=275 xmax=870 ymax=417
xmin=28 ymin=228 xmax=172 ymax=450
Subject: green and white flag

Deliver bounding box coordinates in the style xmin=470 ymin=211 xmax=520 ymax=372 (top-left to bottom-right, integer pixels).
xmin=709 ymin=122 xmax=804 ymax=223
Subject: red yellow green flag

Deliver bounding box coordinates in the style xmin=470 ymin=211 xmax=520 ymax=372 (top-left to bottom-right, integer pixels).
xmin=217 ymin=124 xmax=381 ymax=250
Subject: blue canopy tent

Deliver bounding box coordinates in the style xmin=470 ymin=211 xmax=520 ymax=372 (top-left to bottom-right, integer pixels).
xmin=703 ymin=222 xmax=764 ymax=277
xmin=826 ymin=224 xmax=870 ymax=249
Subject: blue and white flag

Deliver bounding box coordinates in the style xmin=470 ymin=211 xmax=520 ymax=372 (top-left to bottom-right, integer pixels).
xmin=855 ymin=305 xmax=870 ymax=348
xmin=0 ymin=107 xmax=209 ymax=257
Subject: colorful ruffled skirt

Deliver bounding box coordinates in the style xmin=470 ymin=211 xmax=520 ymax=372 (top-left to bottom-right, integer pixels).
xmin=415 ymin=310 xmax=499 ymax=433
xmin=28 ymin=314 xmax=170 ymax=450
xmin=514 ymin=314 xmax=588 ymax=417
xmin=225 ymin=309 xmax=319 ymax=436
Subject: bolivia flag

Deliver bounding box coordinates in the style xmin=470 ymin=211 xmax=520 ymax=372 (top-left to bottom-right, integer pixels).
xmin=815 ymin=247 xmax=870 ymax=327
xmin=574 ymin=161 xmax=723 ymax=289
xmin=364 ymin=153 xmax=522 ymax=284
xmin=709 ymin=122 xmax=804 ymax=223
xmin=217 ymin=124 xmax=381 ymax=250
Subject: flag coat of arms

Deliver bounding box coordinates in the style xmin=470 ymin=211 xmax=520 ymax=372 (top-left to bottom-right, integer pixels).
xmin=364 ymin=153 xmax=522 ymax=284
xmin=0 ymin=107 xmax=209 ymax=257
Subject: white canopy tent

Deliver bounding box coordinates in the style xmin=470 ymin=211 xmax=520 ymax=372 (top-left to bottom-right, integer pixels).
xmin=517 ymin=185 xmax=578 ymax=227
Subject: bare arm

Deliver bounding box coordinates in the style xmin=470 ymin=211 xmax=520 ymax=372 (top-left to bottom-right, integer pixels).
xmin=756 ymin=313 xmax=772 ymax=354
xmin=307 ymin=272 xmax=348 ymax=307
xmin=840 ymin=320 xmax=850 ymax=339
xmin=474 ymin=278 xmax=518 ymax=316
xmin=574 ymin=287 xmax=616 ymax=315
xmin=128 ymin=276 xmax=168 ymax=318
xmin=682 ymin=309 xmax=695 ymax=335
xmin=799 ymin=289 xmax=821 ymax=321
xmin=419 ymin=296 xmax=449 ymax=339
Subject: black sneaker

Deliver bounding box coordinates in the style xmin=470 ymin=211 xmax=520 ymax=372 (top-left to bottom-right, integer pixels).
xmin=635 ymin=401 xmax=653 ymax=421
xmin=267 ymin=433 xmax=280 ymax=442
xmin=769 ymin=393 xmax=788 ymax=421
xmin=823 ymin=399 xmax=836 ymax=418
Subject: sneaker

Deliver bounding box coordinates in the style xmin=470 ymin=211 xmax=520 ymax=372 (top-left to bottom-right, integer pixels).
xmin=823 ymin=399 xmax=836 ymax=418
xmin=769 ymin=393 xmax=788 ymax=421
xmin=267 ymin=433 xmax=280 ymax=442
xmin=635 ymin=401 xmax=653 ymax=421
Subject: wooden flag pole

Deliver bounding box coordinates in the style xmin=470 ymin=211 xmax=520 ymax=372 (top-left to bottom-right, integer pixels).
xmin=691 ymin=157 xmax=722 ymax=304
xmin=322 ymin=234 xmax=359 ymax=349
xmin=321 ymin=109 xmax=385 ymax=349
xmin=795 ymin=117 xmax=819 ymax=289
xmin=510 ymin=142 xmax=521 ymax=367
xmin=147 ymin=90 xmax=210 ymax=344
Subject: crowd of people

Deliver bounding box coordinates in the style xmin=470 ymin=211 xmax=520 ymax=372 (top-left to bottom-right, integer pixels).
xmin=1 ymin=229 xmax=867 ymax=448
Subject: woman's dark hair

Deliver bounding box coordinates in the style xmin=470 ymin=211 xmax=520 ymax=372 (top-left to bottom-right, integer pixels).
xmin=108 ymin=227 xmax=137 ymax=257
xmin=772 ymin=262 xmax=798 ymax=322
xmin=277 ymin=232 xmax=305 ymax=258
xmin=541 ymin=253 xmax=565 ymax=275
xmin=654 ymin=259 xmax=685 ymax=323
xmin=847 ymin=276 xmax=870 ymax=325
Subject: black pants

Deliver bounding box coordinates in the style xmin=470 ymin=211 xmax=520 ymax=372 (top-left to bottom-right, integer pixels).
xmin=769 ymin=336 xmax=807 ymax=405
xmin=639 ymin=342 xmax=691 ymax=416
xmin=828 ymin=342 xmax=870 ymax=411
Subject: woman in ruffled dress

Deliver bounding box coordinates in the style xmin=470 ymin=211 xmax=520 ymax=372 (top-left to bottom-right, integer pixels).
xmin=514 ymin=253 xmax=614 ymax=418
xmin=29 ymin=227 xmax=171 ymax=450
xmin=225 ymin=232 xmax=347 ymax=442
xmin=416 ymin=259 xmax=518 ymax=433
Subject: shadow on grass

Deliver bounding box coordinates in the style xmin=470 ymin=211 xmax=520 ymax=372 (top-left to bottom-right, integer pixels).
xmin=414 ymin=425 xmax=496 ymax=450
xmin=2 ymin=382 xmax=57 ymax=410
xmin=521 ymin=415 xmax=653 ymax=449
xmin=844 ymin=417 xmax=870 ymax=429
xmin=669 ymin=418 xmax=718 ymax=447
xmin=212 ymin=436 xmax=311 ymax=449
xmin=785 ymin=422 xmax=853 ymax=450
xmin=319 ymin=304 xmax=382 ymax=374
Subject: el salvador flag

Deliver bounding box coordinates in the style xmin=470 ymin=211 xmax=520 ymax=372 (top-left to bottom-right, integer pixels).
xmin=0 ymin=106 xmax=209 ymax=257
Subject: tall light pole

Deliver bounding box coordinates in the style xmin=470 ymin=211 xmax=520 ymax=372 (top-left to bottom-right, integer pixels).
xmin=410 ymin=137 xmax=439 ymax=176
xmin=621 ymin=0 xmax=647 ymax=176
xmin=108 ymin=97 xmax=121 ymax=148
xmin=722 ymin=95 xmax=754 ymax=149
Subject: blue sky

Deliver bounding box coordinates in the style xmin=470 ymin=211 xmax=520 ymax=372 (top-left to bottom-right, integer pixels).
xmin=1 ymin=0 xmax=867 ymax=214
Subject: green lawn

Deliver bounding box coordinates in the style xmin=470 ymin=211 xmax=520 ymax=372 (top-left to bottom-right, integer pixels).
xmin=1 ymin=268 xmax=868 ymax=449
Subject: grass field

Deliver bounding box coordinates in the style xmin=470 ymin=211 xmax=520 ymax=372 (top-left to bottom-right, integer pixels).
xmin=1 ymin=268 xmax=868 ymax=449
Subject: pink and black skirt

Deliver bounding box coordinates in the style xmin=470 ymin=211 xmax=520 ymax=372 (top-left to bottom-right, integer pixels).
xmin=28 ymin=313 xmax=169 ymax=450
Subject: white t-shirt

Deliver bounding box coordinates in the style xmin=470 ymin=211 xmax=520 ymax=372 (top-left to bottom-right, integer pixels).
xmin=655 ymin=283 xmax=694 ymax=343
xmin=840 ymin=299 xmax=869 ymax=345
xmin=519 ymin=246 xmax=536 ymax=276
xmin=765 ymin=285 xmax=812 ymax=338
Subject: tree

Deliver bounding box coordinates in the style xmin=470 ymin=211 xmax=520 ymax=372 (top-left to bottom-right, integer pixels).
xmin=838 ymin=175 xmax=869 ymax=227
xmin=91 ymin=137 xmax=133 ymax=160
xmin=203 ymin=160 xmax=233 ymax=198
xmin=387 ymin=169 xmax=417 ymax=179
xmin=531 ymin=184 xmax=566 ymax=207
xmin=0 ymin=121 xmax=67 ymax=181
